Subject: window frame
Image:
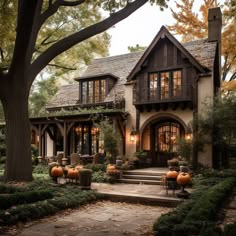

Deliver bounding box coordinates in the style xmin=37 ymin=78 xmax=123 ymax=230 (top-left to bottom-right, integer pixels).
xmin=148 ymin=69 xmax=182 ymax=100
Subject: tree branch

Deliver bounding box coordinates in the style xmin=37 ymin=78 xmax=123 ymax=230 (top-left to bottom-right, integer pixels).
xmin=29 ymin=0 xmax=149 ymax=80
xmin=61 ymin=0 xmax=86 ymax=6
xmin=40 ymin=0 xmax=85 ymax=29
xmin=48 ymin=63 xmax=77 ymax=70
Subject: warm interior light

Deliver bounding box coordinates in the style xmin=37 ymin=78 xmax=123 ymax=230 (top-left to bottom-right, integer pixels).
xmin=130 ymin=129 xmax=136 ymax=143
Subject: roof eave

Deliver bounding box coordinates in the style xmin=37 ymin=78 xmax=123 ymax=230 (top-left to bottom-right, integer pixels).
xmin=127 ymin=26 xmax=207 ymax=81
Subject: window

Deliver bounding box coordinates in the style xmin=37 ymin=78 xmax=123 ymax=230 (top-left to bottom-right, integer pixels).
xmin=149 ymin=73 xmax=158 ymax=99
xmin=160 ymin=72 xmax=170 ymax=99
xmin=173 ymin=70 xmax=182 ymax=97
xmin=148 ymin=70 xmax=182 ymax=100
xmin=156 ymin=122 xmax=180 ymax=152
xmin=81 ymin=79 xmax=106 ymax=104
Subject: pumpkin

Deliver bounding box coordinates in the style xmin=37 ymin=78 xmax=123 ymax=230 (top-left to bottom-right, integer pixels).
xmin=107 ymin=165 xmax=116 ymax=171
xmin=75 ymin=165 xmax=84 ymax=171
xmin=51 ymin=166 xmax=64 ymax=178
xmin=177 ymin=172 xmax=191 ymax=185
xmin=66 ymin=168 xmax=79 ymax=179
xmin=166 ymin=170 xmax=178 ymax=179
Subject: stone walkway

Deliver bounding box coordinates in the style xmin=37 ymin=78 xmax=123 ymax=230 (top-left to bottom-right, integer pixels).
xmin=3 ymin=201 xmax=172 ymax=236
xmin=221 ymin=189 xmax=236 ymax=227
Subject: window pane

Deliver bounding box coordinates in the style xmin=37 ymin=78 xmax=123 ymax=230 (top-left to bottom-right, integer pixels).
xmin=88 ymin=81 xmax=93 ymax=103
xmin=94 ymin=80 xmax=100 ymax=103
xmin=160 ymin=72 xmax=169 ymax=99
xmin=82 ymin=82 xmax=87 ymax=103
xmin=149 ymin=73 xmax=158 ymax=99
xmin=100 ymin=79 xmax=106 ymax=102
xmin=173 ymin=70 xmax=182 ymax=97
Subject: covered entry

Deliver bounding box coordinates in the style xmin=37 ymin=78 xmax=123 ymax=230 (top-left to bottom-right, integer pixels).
xmin=141 ymin=114 xmax=188 ymax=167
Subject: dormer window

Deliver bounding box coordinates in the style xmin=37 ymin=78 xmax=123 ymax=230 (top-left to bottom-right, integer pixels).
xmin=149 ymin=70 xmax=182 ymax=100
xmin=82 ymin=79 xmax=107 ymax=104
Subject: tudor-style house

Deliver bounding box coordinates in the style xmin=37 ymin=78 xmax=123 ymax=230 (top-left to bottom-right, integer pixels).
xmin=30 ymin=7 xmax=222 ymax=168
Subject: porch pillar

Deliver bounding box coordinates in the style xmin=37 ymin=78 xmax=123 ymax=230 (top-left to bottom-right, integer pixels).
xmin=38 ymin=124 xmax=42 ymax=156
xmin=63 ymin=121 xmax=68 ymax=158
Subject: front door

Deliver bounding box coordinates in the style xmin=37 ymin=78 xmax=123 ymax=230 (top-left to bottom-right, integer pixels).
xmin=151 ymin=121 xmax=184 ymax=166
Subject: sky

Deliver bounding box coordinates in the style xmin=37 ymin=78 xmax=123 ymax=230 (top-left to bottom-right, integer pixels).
xmin=107 ymin=2 xmax=177 ymax=56
xmin=107 ymin=1 xmax=224 ymax=56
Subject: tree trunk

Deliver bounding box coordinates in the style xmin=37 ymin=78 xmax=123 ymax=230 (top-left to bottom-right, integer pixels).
xmin=2 ymin=86 xmax=32 ymax=182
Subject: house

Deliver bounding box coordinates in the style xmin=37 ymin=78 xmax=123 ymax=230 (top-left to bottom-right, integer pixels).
xmin=30 ymin=7 xmax=222 ymax=167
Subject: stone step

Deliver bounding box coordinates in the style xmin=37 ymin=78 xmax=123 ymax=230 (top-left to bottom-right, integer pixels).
xmin=123 ymin=170 xmax=166 ymax=177
xmin=99 ymin=191 xmax=182 ymax=207
xmin=118 ymin=178 xmax=162 ymax=185
xmin=122 ymin=174 xmax=162 ymax=181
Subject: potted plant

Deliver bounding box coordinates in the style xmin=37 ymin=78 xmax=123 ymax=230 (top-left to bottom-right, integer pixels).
xmin=167 ymin=158 xmax=179 ymax=171
xmin=179 ymin=160 xmax=189 ymax=172
xmin=134 ymin=150 xmax=148 ymax=167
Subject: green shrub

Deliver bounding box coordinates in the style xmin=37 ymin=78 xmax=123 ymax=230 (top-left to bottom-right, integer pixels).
xmin=84 ymin=164 xmax=106 ymax=172
xmin=92 ymin=170 xmax=107 ymax=183
xmin=0 ymin=189 xmax=101 ymax=226
xmin=0 ymin=184 xmax=24 ymax=194
xmin=0 ymin=190 xmax=53 ymax=209
xmin=224 ymin=223 xmax=236 ymax=236
xmin=185 ymin=177 xmax=236 ymax=222
xmin=154 ymin=178 xmax=236 ymax=236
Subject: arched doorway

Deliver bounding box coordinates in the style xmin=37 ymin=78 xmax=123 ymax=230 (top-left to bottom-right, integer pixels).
xmin=150 ymin=120 xmax=185 ymax=166
xmin=141 ymin=114 xmax=187 ymax=167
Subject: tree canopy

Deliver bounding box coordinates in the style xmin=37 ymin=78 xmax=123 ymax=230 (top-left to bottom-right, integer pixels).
xmin=0 ymin=0 xmax=168 ymax=182
xmin=168 ymin=0 xmax=236 ymax=81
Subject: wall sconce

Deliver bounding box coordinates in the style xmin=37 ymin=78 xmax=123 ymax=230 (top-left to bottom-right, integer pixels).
xmin=185 ymin=133 xmax=192 ymax=140
xmin=130 ymin=128 xmax=136 ymax=142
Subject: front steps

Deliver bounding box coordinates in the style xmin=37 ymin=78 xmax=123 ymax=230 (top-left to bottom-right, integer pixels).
xmin=118 ymin=169 xmax=167 ymax=185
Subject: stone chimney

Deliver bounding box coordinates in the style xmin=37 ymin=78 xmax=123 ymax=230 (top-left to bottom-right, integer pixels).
xmin=208 ymin=7 xmax=222 ymax=42
xmin=208 ymin=7 xmax=222 ymax=77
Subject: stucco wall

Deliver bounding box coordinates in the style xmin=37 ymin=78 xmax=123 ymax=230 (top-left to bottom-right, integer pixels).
xmin=125 ymin=83 xmax=137 ymax=158
xmin=197 ymin=75 xmax=214 ymax=167
xmin=198 ymin=76 xmax=214 ymax=114
xmin=140 ymin=109 xmax=193 ymax=130
xmin=46 ymin=133 xmax=54 ymax=157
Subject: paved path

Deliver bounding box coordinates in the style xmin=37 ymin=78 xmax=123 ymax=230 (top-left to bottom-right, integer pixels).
xmin=221 ymin=189 xmax=236 ymax=227
xmin=4 ymin=201 xmax=172 ymax=236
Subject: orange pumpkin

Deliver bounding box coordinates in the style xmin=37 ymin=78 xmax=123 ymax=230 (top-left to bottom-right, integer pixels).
xmin=51 ymin=166 xmax=64 ymax=177
xmin=107 ymin=165 xmax=116 ymax=171
xmin=75 ymin=165 xmax=83 ymax=171
xmin=177 ymin=172 xmax=191 ymax=185
xmin=166 ymin=170 xmax=178 ymax=179
xmin=67 ymin=168 xmax=79 ymax=179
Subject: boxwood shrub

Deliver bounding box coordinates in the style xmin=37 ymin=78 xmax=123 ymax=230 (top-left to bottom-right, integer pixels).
xmin=0 ymin=190 xmax=53 ymax=209
xmin=153 ymin=177 xmax=236 ymax=236
xmin=0 ymin=190 xmax=102 ymax=226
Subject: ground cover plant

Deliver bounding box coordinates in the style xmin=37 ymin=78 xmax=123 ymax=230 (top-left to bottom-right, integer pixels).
xmin=0 ymin=163 xmax=105 ymax=230
xmin=153 ymin=169 xmax=236 ymax=236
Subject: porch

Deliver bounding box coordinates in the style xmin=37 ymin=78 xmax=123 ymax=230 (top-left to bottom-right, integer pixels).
xmin=92 ymin=168 xmax=184 ymax=207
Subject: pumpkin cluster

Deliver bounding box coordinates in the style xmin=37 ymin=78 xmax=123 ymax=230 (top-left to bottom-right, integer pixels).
xmin=166 ymin=170 xmax=191 ymax=186
xmin=106 ymin=164 xmax=120 ymax=177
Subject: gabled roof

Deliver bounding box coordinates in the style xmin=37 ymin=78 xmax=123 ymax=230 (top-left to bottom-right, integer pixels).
xmin=46 ymin=26 xmax=217 ymax=109
xmin=46 ymin=83 xmax=79 ymax=109
xmin=78 ymin=51 xmax=144 ymax=102
xmin=127 ymin=26 xmax=215 ymax=80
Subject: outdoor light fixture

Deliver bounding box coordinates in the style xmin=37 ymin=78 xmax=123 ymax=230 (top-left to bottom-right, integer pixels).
xmin=130 ymin=128 xmax=136 ymax=142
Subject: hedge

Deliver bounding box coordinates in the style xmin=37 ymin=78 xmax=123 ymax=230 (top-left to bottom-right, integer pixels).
xmin=0 ymin=190 xmax=102 ymax=226
xmin=0 ymin=190 xmax=53 ymax=210
xmin=153 ymin=177 xmax=236 ymax=236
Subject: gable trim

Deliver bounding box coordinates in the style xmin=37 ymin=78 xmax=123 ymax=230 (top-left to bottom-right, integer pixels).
xmin=127 ymin=26 xmax=207 ymax=81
